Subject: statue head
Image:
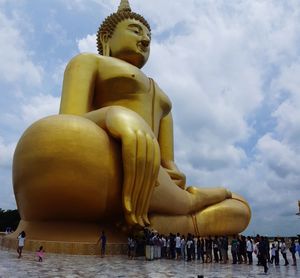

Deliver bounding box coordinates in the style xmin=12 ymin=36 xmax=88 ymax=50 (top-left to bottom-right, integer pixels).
xmin=97 ymin=0 xmax=151 ymax=68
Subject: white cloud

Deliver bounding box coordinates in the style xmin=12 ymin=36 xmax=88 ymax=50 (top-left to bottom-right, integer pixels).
xmin=0 ymin=11 xmax=42 ymax=86
xmin=61 ymin=0 xmax=113 ymax=12
xmin=273 ymin=101 xmax=300 ymax=148
xmin=0 ymin=0 xmax=300 ymax=235
xmin=256 ymin=134 xmax=300 ymax=179
xmin=52 ymin=61 xmax=68 ymax=85
xmin=21 ymin=94 xmax=60 ymax=125
xmin=0 ymin=137 xmax=15 ymax=167
xmin=77 ymin=34 xmax=97 ymax=53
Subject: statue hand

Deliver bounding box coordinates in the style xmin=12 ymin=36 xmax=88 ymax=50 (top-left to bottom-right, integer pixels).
xmin=162 ymin=160 xmax=186 ymax=189
xmin=105 ymin=106 xmax=160 ymax=227
xmin=166 ymin=169 xmax=186 ymax=189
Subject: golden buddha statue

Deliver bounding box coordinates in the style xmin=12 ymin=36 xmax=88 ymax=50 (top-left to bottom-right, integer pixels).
xmin=12 ymin=0 xmax=251 ymax=243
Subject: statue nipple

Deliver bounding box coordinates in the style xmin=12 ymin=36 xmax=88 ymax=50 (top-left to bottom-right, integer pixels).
xmin=117 ymin=0 xmax=131 ymax=12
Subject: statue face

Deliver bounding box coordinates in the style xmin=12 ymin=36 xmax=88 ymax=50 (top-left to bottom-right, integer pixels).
xmin=108 ymin=19 xmax=151 ymax=68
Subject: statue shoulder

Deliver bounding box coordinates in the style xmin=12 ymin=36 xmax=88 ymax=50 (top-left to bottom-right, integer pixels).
xmin=66 ymin=53 xmax=116 ymax=71
xmin=67 ymin=53 xmax=109 ymax=67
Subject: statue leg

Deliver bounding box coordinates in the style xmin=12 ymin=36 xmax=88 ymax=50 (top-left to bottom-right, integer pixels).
xmin=149 ymin=168 xmax=251 ymax=235
xmin=150 ymin=197 xmax=251 ymax=236
xmin=12 ymin=115 xmax=125 ymax=242
xmin=150 ymin=167 xmax=233 ymax=214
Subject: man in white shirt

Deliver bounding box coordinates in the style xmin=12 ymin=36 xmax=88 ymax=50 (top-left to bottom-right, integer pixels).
xmin=181 ymin=235 xmax=186 ymax=261
xmin=175 ymin=233 xmax=181 ymax=260
xmin=246 ymin=236 xmax=253 ymax=264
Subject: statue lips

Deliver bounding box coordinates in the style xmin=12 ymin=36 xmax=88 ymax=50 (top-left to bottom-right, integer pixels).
xmin=137 ymin=40 xmax=149 ymax=53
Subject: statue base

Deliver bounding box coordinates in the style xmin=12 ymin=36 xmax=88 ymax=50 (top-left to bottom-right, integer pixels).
xmin=0 ymin=236 xmax=128 ymax=255
xmin=1 ymin=220 xmax=129 ymax=255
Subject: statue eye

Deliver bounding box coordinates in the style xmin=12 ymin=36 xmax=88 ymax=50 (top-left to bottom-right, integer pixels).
xmin=128 ymin=26 xmax=141 ymax=35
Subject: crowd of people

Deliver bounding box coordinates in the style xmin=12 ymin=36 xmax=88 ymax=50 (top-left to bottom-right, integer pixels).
xmin=128 ymin=230 xmax=300 ymax=274
xmin=12 ymin=228 xmax=300 ymax=273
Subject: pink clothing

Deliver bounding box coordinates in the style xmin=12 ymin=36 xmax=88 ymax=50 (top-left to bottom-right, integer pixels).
xmin=37 ymin=250 xmax=44 ymax=258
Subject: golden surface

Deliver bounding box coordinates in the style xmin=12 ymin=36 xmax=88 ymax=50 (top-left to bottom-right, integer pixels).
xmin=0 ymin=235 xmax=128 ymax=255
xmin=11 ymin=0 xmax=251 ymax=244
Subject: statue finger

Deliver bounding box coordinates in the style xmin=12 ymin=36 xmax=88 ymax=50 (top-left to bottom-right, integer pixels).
xmin=122 ymin=131 xmax=137 ymax=217
xmin=137 ymin=133 xmax=154 ymax=226
xmin=142 ymin=137 xmax=160 ymax=225
xmin=124 ymin=212 xmax=138 ymax=226
xmin=131 ymin=130 xmax=147 ymax=227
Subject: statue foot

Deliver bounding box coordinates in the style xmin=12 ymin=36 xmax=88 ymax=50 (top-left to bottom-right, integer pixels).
xmin=149 ymin=196 xmax=251 ymax=236
xmin=186 ymin=186 xmax=232 ymax=213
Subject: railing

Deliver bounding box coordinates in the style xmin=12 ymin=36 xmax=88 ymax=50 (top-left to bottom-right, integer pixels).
xmin=0 ymin=236 xmax=128 ymax=255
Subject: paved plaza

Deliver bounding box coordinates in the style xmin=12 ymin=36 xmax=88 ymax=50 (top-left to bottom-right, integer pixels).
xmin=0 ymin=249 xmax=298 ymax=277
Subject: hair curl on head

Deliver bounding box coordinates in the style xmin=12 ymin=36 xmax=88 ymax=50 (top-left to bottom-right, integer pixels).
xmin=97 ymin=10 xmax=151 ymax=55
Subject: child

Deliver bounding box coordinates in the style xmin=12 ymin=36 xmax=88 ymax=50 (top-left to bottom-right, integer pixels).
xmin=36 ymin=246 xmax=44 ymax=262
xmin=17 ymin=231 xmax=26 ymax=258
xmin=270 ymin=243 xmax=275 ymax=264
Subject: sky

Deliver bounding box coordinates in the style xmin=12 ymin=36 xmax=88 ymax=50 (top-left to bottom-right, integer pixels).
xmin=0 ymin=0 xmax=300 ymax=236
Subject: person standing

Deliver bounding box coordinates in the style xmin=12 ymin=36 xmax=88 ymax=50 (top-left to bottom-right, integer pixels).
xmin=258 ymin=236 xmax=268 ymax=274
xmin=161 ymin=235 xmax=167 ymax=258
xmin=220 ymin=236 xmax=228 ymax=264
xmin=296 ymin=236 xmax=300 ymax=258
xmin=273 ymin=237 xmax=280 ymax=265
xmin=213 ymin=237 xmax=219 ymax=263
xmin=289 ymin=238 xmax=297 ymax=266
xmin=166 ymin=236 xmax=170 ymax=259
xmin=130 ymin=236 xmax=137 ymax=259
xmin=36 ymin=246 xmax=45 ymax=262
xmin=253 ymin=236 xmax=261 ymax=265
xmin=264 ymin=236 xmax=270 ymax=263
xmin=17 ymin=231 xmax=26 ymax=258
xmin=246 ymin=236 xmax=253 ymax=264
xmin=170 ymin=233 xmax=176 ymax=259
xmin=270 ymin=243 xmax=276 ymax=264
xmin=193 ymin=235 xmax=197 ymax=260
xmin=175 ymin=233 xmax=181 ymax=260
xmin=280 ymin=238 xmax=289 ymax=266
xmin=127 ymin=235 xmax=132 ymax=258
xmin=196 ymin=236 xmax=202 ymax=261
xmin=237 ymin=236 xmax=242 ymax=264
xmin=231 ymin=235 xmax=238 ymax=264
xmin=186 ymin=235 xmax=193 ymax=261
xmin=98 ymin=231 xmax=107 ymax=257
xmin=181 ymin=235 xmax=186 ymax=261
xmin=205 ymin=236 xmax=213 ymax=263
xmin=240 ymin=235 xmax=247 ymax=263
xmin=199 ymin=238 xmax=205 ymax=263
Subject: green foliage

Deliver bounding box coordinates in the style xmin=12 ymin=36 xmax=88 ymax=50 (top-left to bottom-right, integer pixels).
xmin=0 ymin=209 xmax=20 ymax=232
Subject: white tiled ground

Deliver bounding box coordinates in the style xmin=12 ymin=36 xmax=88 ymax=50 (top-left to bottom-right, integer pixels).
xmin=0 ymin=249 xmax=298 ymax=277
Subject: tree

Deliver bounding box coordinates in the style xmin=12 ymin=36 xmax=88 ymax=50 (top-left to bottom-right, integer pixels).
xmin=0 ymin=209 xmax=20 ymax=231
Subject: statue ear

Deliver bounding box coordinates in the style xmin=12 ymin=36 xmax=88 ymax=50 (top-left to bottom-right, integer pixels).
xmin=100 ymin=33 xmax=110 ymax=56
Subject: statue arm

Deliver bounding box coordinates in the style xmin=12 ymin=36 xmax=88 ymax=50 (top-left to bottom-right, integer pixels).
xmin=84 ymin=106 xmax=160 ymax=227
xmin=59 ymin=53 xmax=99 ymax=115
xmin=158 ymin=112 xmax=186 ymax=189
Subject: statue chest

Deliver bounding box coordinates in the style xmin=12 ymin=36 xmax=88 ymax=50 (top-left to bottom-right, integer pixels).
xmin=93 ymin=61 xmax=171 ymax=134
xmin=95 ymin=61 xmax=150 ymax=98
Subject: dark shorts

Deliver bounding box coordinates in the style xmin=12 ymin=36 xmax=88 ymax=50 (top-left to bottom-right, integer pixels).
xmin=176 ymin=248 xmax=181 ymax=254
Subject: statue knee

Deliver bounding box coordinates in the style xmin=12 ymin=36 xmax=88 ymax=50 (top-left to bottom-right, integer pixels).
xmin=198 ymin=198 xmax=251 ymax=236
xmin=13 ymin=115 xmax=123 ymax=222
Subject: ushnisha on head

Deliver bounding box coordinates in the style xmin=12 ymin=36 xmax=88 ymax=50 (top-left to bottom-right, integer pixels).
xmin=97 ymin=0 xmax=151 ymax=68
